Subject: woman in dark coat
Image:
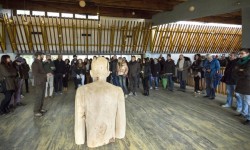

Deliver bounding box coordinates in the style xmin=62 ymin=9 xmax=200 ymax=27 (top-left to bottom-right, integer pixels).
xmin=0 ymin=55 xmax=17 ymax=114
xmin=63 ymin=59 xmax=70 ymax=91
xmin=191 ymin=54 xmax=202 ymax=93
xmin=22 ymin=59 xmax=30 ymax=93
xmin=141 ymin=58 xmax=151 ymax=96
xmin=74 ymin=59 xmax=86 ymax=88
xmin=151 ymin=58 xmax=161 ymax=89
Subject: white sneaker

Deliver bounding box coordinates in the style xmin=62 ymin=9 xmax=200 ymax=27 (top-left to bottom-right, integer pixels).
xmin=155 ymin=87 xmax=159 ymax=90
xmin=128 ymin=92 xmax=133 ymax=96
xmin=222 ymin=104 xmax=230 ymax=108
xmin=150 ymin=87 xmax=153 ymax=90
xmin=125 ymin=95 xmax=128 ymax=98
xmin=21 ymin=95 xmax=24 ymax=99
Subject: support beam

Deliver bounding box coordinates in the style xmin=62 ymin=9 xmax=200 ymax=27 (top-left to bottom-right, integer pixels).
xmin=153 ymin=0 xmax=250 ymax=25
xmin=242 ymin=7 xmax=250 ymax=48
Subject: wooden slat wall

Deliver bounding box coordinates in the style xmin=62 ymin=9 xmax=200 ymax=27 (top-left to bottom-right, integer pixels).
xmin=2 ymin=14 xmax=242 ymax=54
xmin=152 ymin=24 xmax=242 ymax=53
xmin=0 ymin=19 xmax=6 ymax=52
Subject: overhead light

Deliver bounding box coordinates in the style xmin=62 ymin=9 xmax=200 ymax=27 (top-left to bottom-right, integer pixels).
xmin=79 ymin=0 xmax=86 ymax=7
xmin=132 ymin=12 xmax=135 ymax=15
xmin=189 ymin=6 xmax=195 ymax=12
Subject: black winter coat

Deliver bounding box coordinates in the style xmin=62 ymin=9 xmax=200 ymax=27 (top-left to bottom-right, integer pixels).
xmin=152 ymin=63 xmax=161 ymax=77
xmin=234 ymin=57 xmax=250 ymax=95
xmin=163 ymin=59 xmax=175 ymax=75
xmin=141 ymin=63 xmax=151 ymax=78
xmin=223 ymin=59 xmax=238 ymax=85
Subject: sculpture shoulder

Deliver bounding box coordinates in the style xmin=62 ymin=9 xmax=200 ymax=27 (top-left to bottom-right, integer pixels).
xmin=81 ymin=81 xmax=123 ymax=93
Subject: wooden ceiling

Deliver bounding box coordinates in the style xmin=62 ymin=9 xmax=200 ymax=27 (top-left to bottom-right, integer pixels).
xmin=1 ymin=0 xmax=187 ymax=19
xmin=0 ymin=14 xmax=241 ymax=54
xmin=192 ymin=11 xmax=242 ymax=25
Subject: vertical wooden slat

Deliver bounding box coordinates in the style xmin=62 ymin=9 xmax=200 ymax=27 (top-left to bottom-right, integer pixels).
xmin=34 ymin=16 xmax=43 ymax=51
xmin=14 ymin=16 xmax=25 ymax=53
xmin=110 ymin=20 xmax=115 ymax=53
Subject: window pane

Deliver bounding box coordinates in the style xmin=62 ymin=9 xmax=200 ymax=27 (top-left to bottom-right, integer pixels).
xmin=61 ymin=13 xmax=73 ymax=18
xmin=16 ymin=10 xmax=30 ymax=15
xmin=47 ymin=12 xmax=60 ymax=17
xmin=32 ymin=11 xmax=45 ymax=16
xmin=88 ymin=15 xmax=99 ymax=20
xmin=75 ymin=14 xmax=87 ymax=19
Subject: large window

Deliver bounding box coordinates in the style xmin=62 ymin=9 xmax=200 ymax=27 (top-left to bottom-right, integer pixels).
xmin=61 ymin=13 xmax=73 ymax=18
xmin=88 ymin=15 xmax=99 ymax=20
xmin=16 ymin=10 xmax=30 ymax=15
xmin=75 ymin=14 xmax=87 ymax=19
xmin=32 ymin=11 xmax=45 ymax=16
xmin=47 ymin=12 xmax=60 ymax=17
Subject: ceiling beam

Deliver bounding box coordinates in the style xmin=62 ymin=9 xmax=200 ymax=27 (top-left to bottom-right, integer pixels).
xmin=192 ymin=16 xmax=242 ymax=25
xmin=2 ymin=0 xmax=156 ymax=19
xmin=152 ymin=0 xmax=250 ymax=25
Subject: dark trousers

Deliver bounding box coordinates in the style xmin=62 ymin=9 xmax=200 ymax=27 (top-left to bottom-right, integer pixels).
xmin=178 ymin=71 xmax=186 ymax=89
xmin=129 ymin=75 xmax=138 ymax=93
xmin=0 ymin=90 xmax=14 ymax=112
xmin=25 ymin=79 xmax=29 ymax=92
xmin=34 ymin=83 xmax=46 ymax=113
xmin=206 ymin=77 xmax=215 ymax=98
xmin=54 ymin=73 xmax=63 ymax=92
xmin=142 ymin=76 xmax=149 ymax=92
xmin=63 ymin=75 xmax=69 ymax=88
xmin=194 ymin=76 xmax=200 ymax=92
xmin=73 ymin=77 xmax=78 ymax=89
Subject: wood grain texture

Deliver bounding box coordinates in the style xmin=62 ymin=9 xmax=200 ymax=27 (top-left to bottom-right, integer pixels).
xmin=1 ymin=83 xmax=250 ymax=150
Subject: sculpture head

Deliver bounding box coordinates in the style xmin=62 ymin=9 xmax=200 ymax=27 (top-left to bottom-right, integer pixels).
xmin=90 ymin=57 xmax=110 ymax=81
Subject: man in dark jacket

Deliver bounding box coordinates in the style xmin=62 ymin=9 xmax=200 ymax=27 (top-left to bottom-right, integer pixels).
xmin=128 ymin=56 xmax=140 ymax=96
xmin=164 ymin=54 xmax=175 ymax=91
xmin=110 ymin=55 xmax=119 ymax=86
xmin=151 ymin=58 xmax=161 ymax=90
xmin=234 ymin=48 xmax=250 ymax=125
xmin=221 ymin=52 xmax=238 ymax=108
xmin=53 ymin=55 xmax=65 ymax=95
xmin=32 ymin=52 xmax=48 ymax=117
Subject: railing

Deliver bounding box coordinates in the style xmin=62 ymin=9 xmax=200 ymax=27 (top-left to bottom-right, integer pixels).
xmin=186 ymin=67 xmax=226 ymax=95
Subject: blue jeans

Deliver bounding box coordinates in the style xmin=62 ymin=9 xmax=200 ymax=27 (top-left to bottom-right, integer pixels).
xmin=225 ymin=84 xmax=236 ymax=106
xmin=235 ymin=92 xmax=243 ymax=112
xmin=236 ymin=93 xmax=250 ymax=120
xmin=167 ymin=74 xmax=174 ymax=90
xmin=118 ymin=75 xmax=128 ymax=95
xmin=178 ymin=71 xmax=186 ymax=89
xmin=151 ymin=76 xmax=159 ymax=88
xmin=205 ymin=77 xmax=215 ymax=98
xmin=112 ymin=74 xmax=119 ymax=86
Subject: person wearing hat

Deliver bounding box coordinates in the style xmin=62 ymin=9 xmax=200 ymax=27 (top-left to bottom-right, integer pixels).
xmin=31 ymin=52 xmax=49 ymax=117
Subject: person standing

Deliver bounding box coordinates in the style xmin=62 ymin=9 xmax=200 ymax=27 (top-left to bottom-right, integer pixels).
xmin=0 ymin=55 xmax=17 ymax=114
xmin=176 ymin=54 xmax=191 ymax=92
xmin=141 ymin=58 xmax=151 ymax=96
xmin=221 ymin=52 xmax=238 ymax=108
xmin=204 ymin=54 xmax=220 ymax=99
xmin=191 ymin=54 xmax=202 ymax=93
xmin=63 ymin=59 xmax=71 ymax=91
xmin=233 ymin=48 xmax=250 ymax=125
xmin=43 ymin=54 xmax=55 ymax=98
xmin=117 ymin=57 xmax=129 ymax=98
xmin=22 ymin=59 xmax=30 ymax=93
xmin=74 ymin=59 xmax=86 ymax=88
xmin=164 ymin=54 xmax=175 ymax=91
xmin=111 ymin=55 xmax=119 ymax=86
xmin=32 ymin=52 xmax=48 ymax=117
xmin=151 ymin=58 xmax=161 ymax=90
xmin=128 ymin=56 xmax=140 ymax=96
xmin=53 ymin=55 xmax=65 ymax=95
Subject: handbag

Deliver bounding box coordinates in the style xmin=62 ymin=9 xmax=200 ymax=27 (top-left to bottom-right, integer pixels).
xmin=0 ymin=79 xmax=7 ymax=93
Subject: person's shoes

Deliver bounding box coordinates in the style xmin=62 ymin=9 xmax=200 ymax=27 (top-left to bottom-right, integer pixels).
xmin=49 ymin=96 xmax=54 ymax=99
xmin=155 ymin=87 xmax=159 ymax=90
xmin=54 ymin=92 xmax=58 ymax=96
xmin=209 ymin=97 xmax=215 ymax=100
xmin=34 ymin=113 xmax=43 ymax=117
xmin=203 ymin=95 xmax=210 ymax=98
xmin=40 ymin=109 xmax=47 ymax=113
xmin=222 ymin=104 xmax=231 ymax=108
xmin=125 ymin=95 xmax=128 ymax=98
xmin=150 ymin=87 xmax=153 ymax=90
xmin=236 ymin=109 xmax=242 ymax=113
xmin=133 ymin=92 xmax=137 ymax=96
xmin=17 ymin=102 xmax=26 ymax=106
xmin=242 ymin=120 xmax=250 ymax=125
xmin=60 ymin=92 xmax=63 ymax=95
xmin=169 ymin=89 xmax=173 ymax=92
xmin=128 ymin=92 xmax=133 ymax=96
xmin=21 ymin=95 xmax=24 ymax=99
xmin=235 ymin=113 xmax=243 ymax=117
xmin=146 ymin=91 xmax=149 ymax=96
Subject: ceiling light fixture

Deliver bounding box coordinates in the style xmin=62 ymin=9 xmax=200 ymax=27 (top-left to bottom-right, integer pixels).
xmin=79 ymin=0 xmax=86 ymax=7
xmin=189 ymin=6 xmax=195 ymax=12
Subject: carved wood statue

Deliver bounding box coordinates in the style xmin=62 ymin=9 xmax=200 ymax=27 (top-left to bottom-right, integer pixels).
xmin=75 ymin=57 xmax=126 ymax=148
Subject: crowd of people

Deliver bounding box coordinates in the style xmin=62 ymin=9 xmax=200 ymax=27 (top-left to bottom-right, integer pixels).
xmin=1 ymin=49 xmax=250 ymax=125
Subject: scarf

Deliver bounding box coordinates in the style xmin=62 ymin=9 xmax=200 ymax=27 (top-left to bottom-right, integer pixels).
xmin=237 ymin=55 xmax=250 ymax=65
